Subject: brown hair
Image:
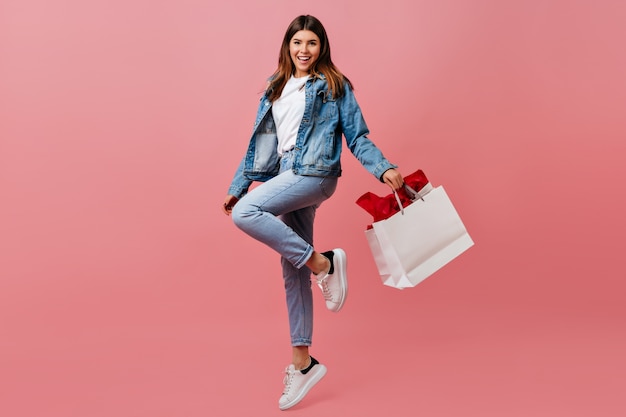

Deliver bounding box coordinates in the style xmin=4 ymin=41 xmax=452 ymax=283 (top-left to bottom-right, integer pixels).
xmin=266 ymin=15 xmax=353 ymax=102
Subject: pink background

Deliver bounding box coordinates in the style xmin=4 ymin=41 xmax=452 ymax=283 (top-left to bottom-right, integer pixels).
xmin=2 ymin=1 xmax=625 ymax=416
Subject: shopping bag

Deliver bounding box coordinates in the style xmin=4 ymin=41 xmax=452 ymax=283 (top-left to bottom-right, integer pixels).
xmin=362 ymin=184 xmax=473 ymax=289
xmin=361 ymin=181 xmax=431 ymax=288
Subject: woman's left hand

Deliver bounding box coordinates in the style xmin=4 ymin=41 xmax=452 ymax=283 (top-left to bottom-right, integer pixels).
xmin=382 ymin=168 xmax=404 ymax=190
xmin=222 ymin=195 xmax=239 ymax=215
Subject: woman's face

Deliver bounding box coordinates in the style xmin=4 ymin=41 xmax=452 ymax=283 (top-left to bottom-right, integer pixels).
xmin=289 ymin=30 xmax=321 ymax=78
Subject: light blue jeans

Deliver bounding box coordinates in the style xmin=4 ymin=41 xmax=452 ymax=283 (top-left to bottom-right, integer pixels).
xmin=231 ymin=150 xmax=338 ymax=346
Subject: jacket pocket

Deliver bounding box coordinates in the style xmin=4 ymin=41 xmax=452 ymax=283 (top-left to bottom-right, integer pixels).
xmin=313 ymin=91 xmax=336 ymax=123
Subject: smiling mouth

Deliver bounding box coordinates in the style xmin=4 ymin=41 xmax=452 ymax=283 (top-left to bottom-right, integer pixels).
xmin=297 ymin=56 xmax=311 ymax=63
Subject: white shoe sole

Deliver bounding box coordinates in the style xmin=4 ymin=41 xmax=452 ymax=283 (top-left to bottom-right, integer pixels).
xmin=332 ymin=248 xmax=348 ymax=312
xmin=279 ymin=365 xmax=327 ymax=410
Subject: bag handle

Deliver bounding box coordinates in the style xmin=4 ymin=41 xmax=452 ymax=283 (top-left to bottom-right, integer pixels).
xmin=393 ymin=184 xmax=427 ymax=216
xmin=393 ymin=184 xmax=416 ymax=216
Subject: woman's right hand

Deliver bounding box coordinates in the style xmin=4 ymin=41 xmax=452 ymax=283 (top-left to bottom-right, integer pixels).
xmin=222 ymin=195 xmax=239 ymax=215
xmin=382 ymin=168 xmax=405 ymax=190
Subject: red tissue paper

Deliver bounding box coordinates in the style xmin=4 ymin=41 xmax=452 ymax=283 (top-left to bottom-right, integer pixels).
xmin=356 ymin=169 xmax=429 ymax=228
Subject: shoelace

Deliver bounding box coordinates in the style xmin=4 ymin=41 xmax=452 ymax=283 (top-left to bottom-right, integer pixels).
xmin=282 ymin=367 xmax=295 ymax=395
xmin=316 ymin=275 xmax=333 ymax=301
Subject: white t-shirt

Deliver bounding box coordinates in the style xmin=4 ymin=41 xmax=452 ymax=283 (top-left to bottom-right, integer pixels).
xmin=272 ymin=76 xmax=308 ymax=155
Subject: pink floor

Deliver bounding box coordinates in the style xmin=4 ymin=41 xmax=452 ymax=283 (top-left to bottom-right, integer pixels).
xmin=2 ymin=231 xmax=625 ymax=417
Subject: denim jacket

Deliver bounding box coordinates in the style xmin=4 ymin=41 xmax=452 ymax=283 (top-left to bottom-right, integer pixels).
xmin=227 ymin=75 xmax=397 ymax=198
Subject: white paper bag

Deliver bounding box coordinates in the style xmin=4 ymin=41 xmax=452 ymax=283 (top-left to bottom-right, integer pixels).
xmin=365 ymin=227 xmax=394 ymax=287
xmin=367 ymin=185 xmax=473 ymax=289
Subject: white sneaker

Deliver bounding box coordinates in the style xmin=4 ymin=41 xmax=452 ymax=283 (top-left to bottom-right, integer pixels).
xmin=278 ymin=357 xmax=327 ymax=410
xmin=315 ymin=248 xmax=348 ymax=312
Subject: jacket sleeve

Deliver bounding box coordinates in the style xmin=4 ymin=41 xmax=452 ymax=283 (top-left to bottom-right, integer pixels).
xmin=338 ymin=84 xmax=397 ymax=181
xmin=227 ymin=156 xmax=253 ymax=199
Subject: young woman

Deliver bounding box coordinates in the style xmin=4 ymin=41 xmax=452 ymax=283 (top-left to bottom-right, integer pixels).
xmin=222 ymin=15 xmax=404 ymax=410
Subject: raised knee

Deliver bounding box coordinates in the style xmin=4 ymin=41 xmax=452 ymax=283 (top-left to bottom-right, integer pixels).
xmin=231 ymin=203 xmax=254 ymax=229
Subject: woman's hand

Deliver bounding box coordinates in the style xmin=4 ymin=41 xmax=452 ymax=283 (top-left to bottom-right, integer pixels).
xmin=382 ymin=168 xmax=404 ymax=190
xmin=222 ymin=195 xmax=239 ymax=215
